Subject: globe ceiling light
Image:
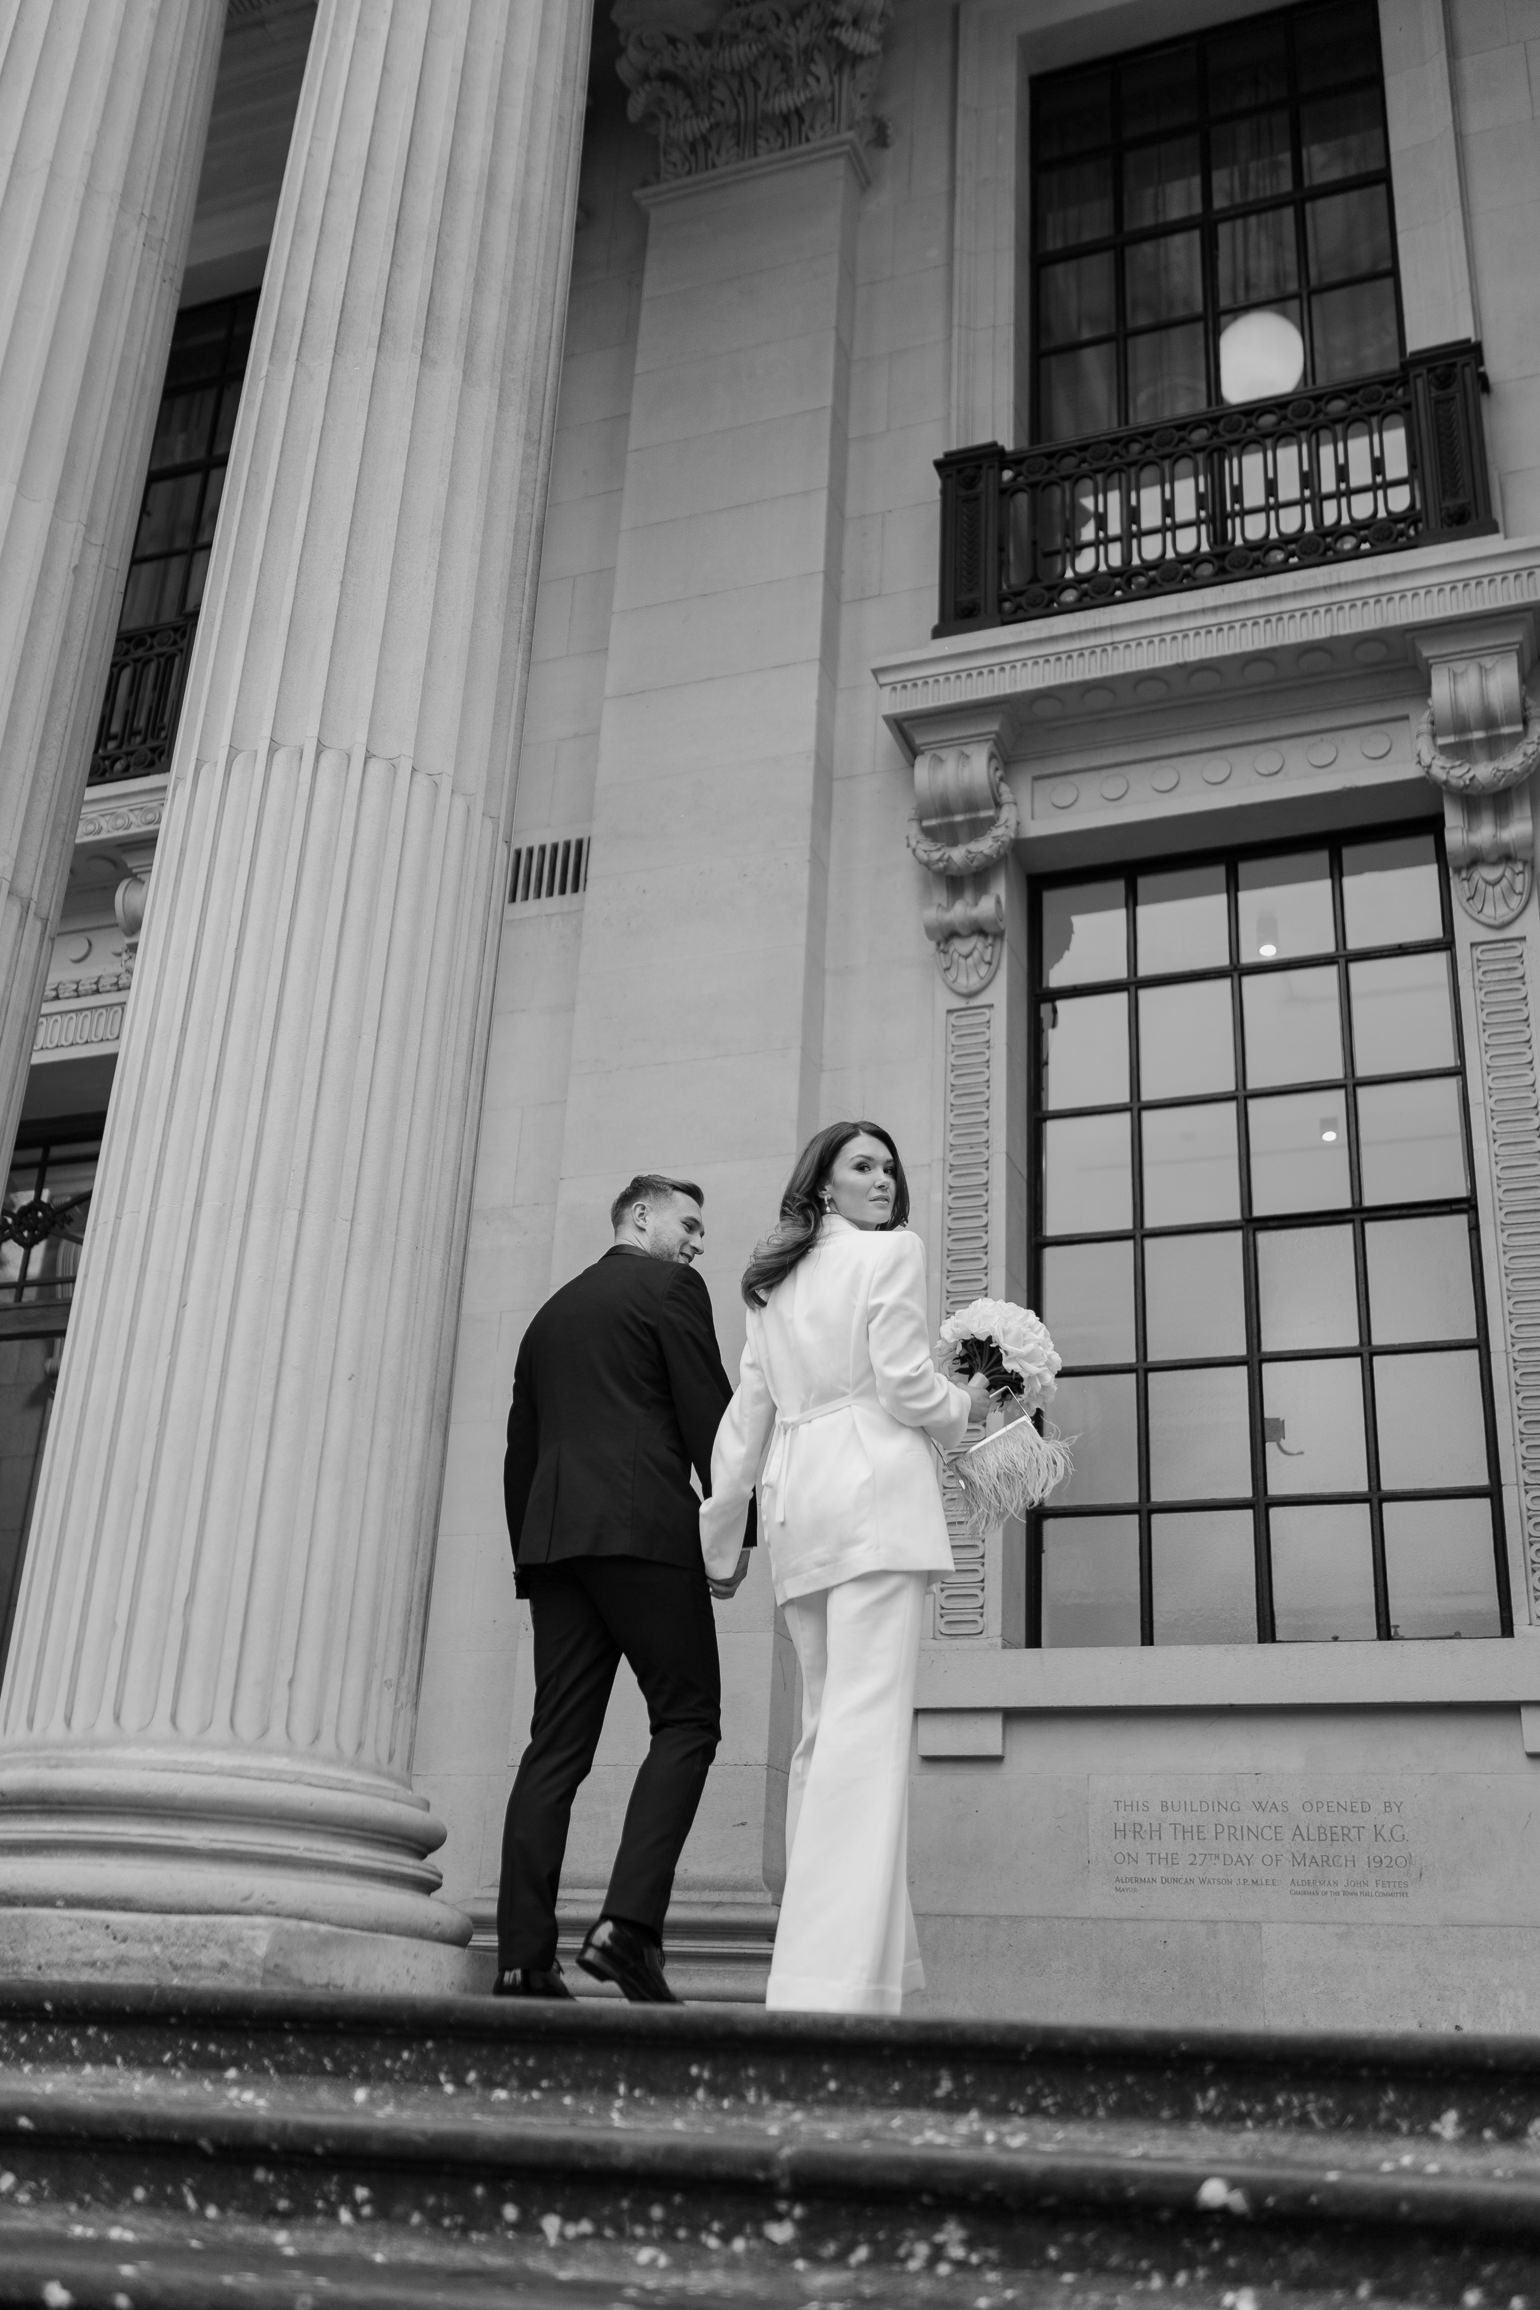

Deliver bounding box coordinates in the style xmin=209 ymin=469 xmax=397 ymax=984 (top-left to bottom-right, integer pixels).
xmin=1219 ymin=310 xmax=1305 ymax=406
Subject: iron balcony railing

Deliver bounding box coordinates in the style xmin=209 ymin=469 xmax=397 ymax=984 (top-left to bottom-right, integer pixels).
xmin=935 ymin=341 xmax=1495 ymax=636
xmin=89 ymin=611 xmax=197 ymax=785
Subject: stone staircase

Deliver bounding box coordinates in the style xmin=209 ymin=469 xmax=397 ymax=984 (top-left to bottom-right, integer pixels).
xmin=0 ymin=1983 xmax=1537 ymax=2306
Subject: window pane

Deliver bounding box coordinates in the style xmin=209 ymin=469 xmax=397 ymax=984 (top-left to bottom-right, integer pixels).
xmin=1301 ymin=89 xmax=1386 ymax=185
xmin=1341 ymin=834 xmax=1442 ymax=947
xmin=1127 ymin=325 xmax=1208 ymax=423
xmin=1149 ymin=1366 xmax=1251 ymax=1499
xmin=1037 ymin=67 xmax=1112 ymax=159
xmin=1257 ymin=1224 xmax=1358 ymax=1349
xmin=214 ymin=384 xmax=241 ymax=456
xmin=1143 ymin=1102 xmax=1240 ymax=1225
xmin=1242 ymin=965 xmax=1343 ymax=1088
xmin=1237 ymin=851 xmax=1334 ymax=964
xmin=1127 ymin=231 xmax=1202 ymax=326
xmin=1040 ymin=253 xmax=1115 ymax=345
xmin=1146 ymin=1230 xmax=1246 ymax=1359
xmin=1038 ymin=156 xmax=1115 ymax=250
xmin=1041 ymin=1516 xmax=1141 ymax=1645
xmin=120 ymin=557 xmax=185 ymax=627
xmin=1311 ymin=278 xmax=1400 ymax=384
xmin=1218 ymin=208 xmax=1299 ymax=308
xmin=1041 ymin=1241 xmax=1135 ymax=1365
xmin=135 ymin=472 xmax=202 ymax=557
xmin=1045 ymin=1112 xmax=1132 ymax=1234
xmin=1248 ymin=1091 xmax=1351 ymax=1213
xmin=1042 ymin=991 xmax=1129 ymax=1109
xmin=1041 ymin=344 xmax=1117 ymax=441
xmin=1212 ymin=109 xmax=1293 ymax=207
xmin=1121 ymin=44 xmax=1199 ymax=132
xmin=1207 ymin=17 xmax=1287 ymax=112
xmin=1306 ymin=187 xmax=1393 ymax=286
xmin=1271 ymin=1504 xmax=1378 ymax=1640
xmin=1053 ymin=1372 xmax=1139 ymax=1503
xmin=1296 ymin=2 xmax=1382 ymax=93
xmin=1349 ymin=953 xmax=1455 ymax=1077
xmin=1043 ymin=881 xmax=1127 ymax=986
xmin=1383 ymin=1499 xmax=1502 ymax=1639
xmin=1366 ymin=1215 xmax=1476 ymax=1343
xmin=1375 ymin=1349 xmax=1488 ymax=1487
xmin=1124 ymin=136 xmax=1201 ymax=229
xmin=1357 ymin=1077 xmax=1466 ymax=1203
xmin=1139 ymin=980 xmax=1234 ymax=1098
xmin=1151 ymin=1511 xmax=1256 ymax=1643
xmin=150 ymin=385 xmax=218 ymax=468
xmin=1136 ymin=863 xmax=1227 ymax=974
xmin=1262 ymin=1357 xmax=1367 ymax=1493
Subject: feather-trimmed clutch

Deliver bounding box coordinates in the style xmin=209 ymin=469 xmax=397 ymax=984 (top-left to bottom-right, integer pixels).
xmin=937 ymin=1299 xmax=1073 ymax=1532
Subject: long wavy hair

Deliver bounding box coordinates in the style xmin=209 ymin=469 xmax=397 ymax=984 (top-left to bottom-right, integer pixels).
xmin=740 ymin=1121 xmax=910 ymax=1308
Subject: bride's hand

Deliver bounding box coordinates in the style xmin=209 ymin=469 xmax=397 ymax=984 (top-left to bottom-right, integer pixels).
xmin=964 ymin=1372 xmax=993 ymax=1421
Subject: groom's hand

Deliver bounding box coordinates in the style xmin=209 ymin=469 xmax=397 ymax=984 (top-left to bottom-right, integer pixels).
xmin=707 ymin=1549 xmax=752 ymax=1600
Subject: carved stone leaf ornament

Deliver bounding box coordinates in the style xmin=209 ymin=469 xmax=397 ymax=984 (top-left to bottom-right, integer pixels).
xmin=618 ymin=0 xmax=891 ymax=180
xmin=1412 ymin=614 xmax=1539 ymax=929
xmin=906 ymin=735 xmax=1017 ymax=995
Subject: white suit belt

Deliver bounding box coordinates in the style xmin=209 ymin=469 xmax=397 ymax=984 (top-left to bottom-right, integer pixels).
xmin=763 ymin=1392 xmax=860 ymax=1522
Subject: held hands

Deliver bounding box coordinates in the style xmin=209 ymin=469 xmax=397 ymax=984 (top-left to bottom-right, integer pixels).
xmin=707 ymin=1548 xmax=752 ymax=1601
xmin=964 ymin=1371 xmax=994 ymax=1423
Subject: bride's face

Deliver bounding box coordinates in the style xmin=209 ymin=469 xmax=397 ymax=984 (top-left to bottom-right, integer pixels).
xmin=823 ymin=1133 xmax=898 ymax=1230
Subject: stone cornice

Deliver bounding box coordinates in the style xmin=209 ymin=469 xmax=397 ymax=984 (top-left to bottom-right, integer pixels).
xmin=76 ymin=774 xmax=169 ymax=848
xmin=634 ymin=127 xmax=870 ymax=206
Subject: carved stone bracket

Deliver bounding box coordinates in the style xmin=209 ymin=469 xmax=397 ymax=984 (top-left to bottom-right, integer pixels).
xmin=616 ymin=0 xmax=891 ymax=182
xmin=906 ymin=730 xmax=1017 ymax=997
xmin=1413 ymin=614 xmax=1539 ymax=928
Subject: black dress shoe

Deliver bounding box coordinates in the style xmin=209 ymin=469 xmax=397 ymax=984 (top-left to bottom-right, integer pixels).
xmin=577 ymin=1916 xmax=681 ymax=2004
xmin=493 ymin=1962 xmax=573 ymax=1999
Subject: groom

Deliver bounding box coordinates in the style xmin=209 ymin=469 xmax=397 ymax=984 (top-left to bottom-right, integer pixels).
xmin=496 ymin=1172 xmax=752 ymax=2003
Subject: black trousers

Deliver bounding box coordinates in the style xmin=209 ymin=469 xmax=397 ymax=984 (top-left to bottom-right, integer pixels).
xmin=497 ymin=1556 xmax=722 ymax=1971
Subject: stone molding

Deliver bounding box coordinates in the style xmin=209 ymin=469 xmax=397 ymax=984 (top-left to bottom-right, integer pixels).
xmin=935 ymin=1002 xmax=993 ymax=1640
xmin=32 ymin=999 xmax=127 ymax=1058
xmin=618 ymin=0 xmax=890 ymax=182
xmin=908 ymin=725 xmax=1013 ymax=995
xmin=76 ymin=783 xmax=168 ymax=847
xmin=1412 ymin=613 xmax=1538 ymax=927
xmin=1470 ymin=939 xmax=1540 ymax=1627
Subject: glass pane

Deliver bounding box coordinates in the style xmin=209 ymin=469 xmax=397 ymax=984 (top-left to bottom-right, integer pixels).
xmin=1375 ymin=1349 xmax=1488 ymax=1488
xmin=1136 ymin=863 xmax=1228 ymax=975
xmin=1242 ymin=966 xmax=1343 ymax=1088
xmin=1383 ymin=1499 xmax=1502 ymax=1639
xmin=1296 ymin=2 xmax=1382 ymax=93
xmin=1041 ymin=1241 xmax=1135 ymax=1365
xmin=1052 ymin=1372 xmax=1139 ymax=1504
xmin=214 ymin=385 xmax=241 ymax=456
xmin=1149 ymin=1366 xmax=1251 ymax=1499
xmin=1366 ymin=1215 xmax=1476 ymax=1344
xmin=1301 ymin=89 xmax=1386 ymax=185
xmin=150 ymin=385 xmax=218 ymax=468
xmin=135 ymin=472 xmax=203 ymax=556
xmin=1043 ymin=881 xmax=1127 ymax=987
xmin=1143 ymin=1102 xmax=1239 ymax=1226
xmin=1124 ymin=136 xmax=1201 ymax=229
xmin=120 ymin=556 xmax=186 ymax=627
xmin=185 ymin=546 xmax=211 ymax=613
xmin=1151 ymin=1511 xmax=1256 ymax=1643
xmin=1127 ymin=325 xmax=1208 ymax=423
xmin=1037 ymin=67 xmax=1112 ymax=159
xmin=1208 ymin=17 xmax=1287 ymax=112
xmin=1040 ymin=253 xmax=1115 ymax=345
xmin=1341 ymin=834 xmax=1442 ymax=948
xmin=1041 ymin=1515 xmax=1141 ymax=1646
xmin=1126 ymin=231 xmax=1202 ymax=327
xmin=163 ymin=305 xmax=231 ymax=386
xmin=1237 ymin=851 xmax=1334 ymax=964
xmin=1146 ymin=1231 xmax=1246 ymax=1359
xmin=1218 ymin=208 xmax=1299 ymax=308
xmin=196 ymin=465 xmax=224 ymax=547
xmin=1349 ymin=954 xmax=1455 ymax=1076
xmin=1042 ymin=992 xmax=1128 ymax=1109
xmin=1312 ymin=278 xmax=1400 ymax=384
xmin=1257 ymin=1224 xmax=1358 ymax=1349
xmin=1121 ymin=44 xmax=1199 ymax=133
xmin=1139 ymin=980 xmax=1233 ymax=1098
xmin=1306 ymin=187 xmax=1393 ymax=286
xmin=1271 ymin=1504 xmax=1378 ymax=1640
xmin=1262 ymin=1357 xmax=1367 ymax=1493
xmin=1038 ymin=156 xmax=1115 ymax=250
xmin=1358 ymin=1078 xmax=1467 ymax=1204
xmin=1041 ymin=345 xmax=1117 ymax=441
xmin=1248 ymin=1091 xmax=1351 ymax=1214
xmin=1212 ymin=109 xmax=1293 ymax=208
xmin=1044 ymin=1112 xmax=1132 ymax=1235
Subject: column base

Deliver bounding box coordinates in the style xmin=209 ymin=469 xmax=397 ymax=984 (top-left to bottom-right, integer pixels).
xmin=0 ymin=1908 xmax=489 ymax=1997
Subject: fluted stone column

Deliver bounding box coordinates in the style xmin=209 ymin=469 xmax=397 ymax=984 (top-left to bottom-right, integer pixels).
xmin=0 ymin=0 xmax=590 ymax=1987
xmin=0 ymin=0 xmax=223 ymax=1189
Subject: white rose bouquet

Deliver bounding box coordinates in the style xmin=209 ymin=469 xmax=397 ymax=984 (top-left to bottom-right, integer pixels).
xmin=937 ymin=1298 xmax=1072 ymax=1531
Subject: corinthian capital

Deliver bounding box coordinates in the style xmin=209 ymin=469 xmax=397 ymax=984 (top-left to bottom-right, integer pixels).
xmin=615 ymin=0 xmax=891 ymax=182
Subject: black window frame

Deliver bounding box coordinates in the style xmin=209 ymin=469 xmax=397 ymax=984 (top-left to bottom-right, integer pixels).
xmin=116 ymin=290 xmax=259 ymax=633
xmin=0 ymin=1113 xmax=106 ymax=1332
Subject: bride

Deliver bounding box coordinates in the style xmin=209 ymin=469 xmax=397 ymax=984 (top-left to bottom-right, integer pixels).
xmin=701 ymin=1121 xmax=989 ymax=2016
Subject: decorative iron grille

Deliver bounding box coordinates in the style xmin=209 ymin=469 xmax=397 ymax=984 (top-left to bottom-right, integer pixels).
xmin=936 ymin=341 xmax=1494 ymax=634
xmin=90 ymin=612 xmax=197 ymax=784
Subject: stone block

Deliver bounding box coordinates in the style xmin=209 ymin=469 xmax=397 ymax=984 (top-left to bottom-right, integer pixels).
xmin=1452 ymin=0 xmax=1514 ymax=52
xmin=626 ymin=329 xmax=844 ymax=452
xmin=555 ymin=337 xmax=641 ymax=428
xmin=537 ymin=488 xmax=624 ymax=583
xmin=907 ymin=1912 xmax=1267 ymax=2028
xmin=1455 ymin=41 xmax=1535 ymax=127
xmin=612 ymin=489 xmax=831 ymax=613
xmin=637 ymin=154 xmax=861 ymax=299
xmin=519 ymin=648 xmax=609 ymax=747
xmin=559 ymin=1051 xmax=805 ymax=1172
xmin=1259 ymin=1922 xmax=1540 ymax=2031
xmin=604 ymin=571 xmax=830 ymax=695
xmin=1463 ymin=113 xmax=1540 ymax=212
xmin=635 ymin=252 xmax=846 ymax=374
xmin=622 ymin=411 xmax=836 ymax=526
xmin=852 ymin=267 xmax=949 ymax=363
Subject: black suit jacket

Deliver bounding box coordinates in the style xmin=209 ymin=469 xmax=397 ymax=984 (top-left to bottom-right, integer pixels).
xmin=504 ymin=1246 xmax=752 ymax=1590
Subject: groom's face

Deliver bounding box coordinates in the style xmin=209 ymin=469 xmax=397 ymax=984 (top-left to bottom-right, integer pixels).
xmin=639 ymin=1191 xmax=705 ymax=1266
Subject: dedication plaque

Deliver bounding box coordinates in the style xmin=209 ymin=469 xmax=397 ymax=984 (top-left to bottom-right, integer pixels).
xmin=1089 ymin=1777 xmax=1427 ymax=1918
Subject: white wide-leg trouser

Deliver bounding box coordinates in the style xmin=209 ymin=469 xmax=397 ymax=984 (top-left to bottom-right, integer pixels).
xmin=766 ymin=1567 xmax=928 ymax=2017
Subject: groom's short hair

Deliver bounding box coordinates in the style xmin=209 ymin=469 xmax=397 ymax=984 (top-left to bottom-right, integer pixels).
xmin=610 ymin=1172 xmax=704 ymax=1229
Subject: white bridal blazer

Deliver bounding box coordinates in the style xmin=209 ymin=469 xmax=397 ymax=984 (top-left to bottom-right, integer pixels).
xmin=700 ymin=1215 xmax=972 ymax=1603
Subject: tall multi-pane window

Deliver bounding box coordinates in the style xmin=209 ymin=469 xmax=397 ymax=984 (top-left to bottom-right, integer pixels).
xmin=1031 ymin=0 xmax=1401 ymax=442
xmin=1031 ymin=832 xmax=1509 ymax=1647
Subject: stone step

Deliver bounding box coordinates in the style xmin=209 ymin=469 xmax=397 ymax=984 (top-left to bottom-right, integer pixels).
xmin=0 ymin=1984 xmax=1536 ymax=2308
